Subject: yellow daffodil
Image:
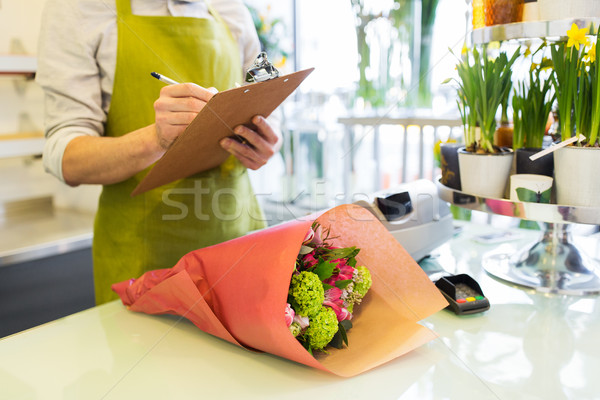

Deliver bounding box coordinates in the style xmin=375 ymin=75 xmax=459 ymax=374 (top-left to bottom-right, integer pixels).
xmin=566 ymin=23 xmax=590 ymax=50
xmin=588 ymin=43 xmax=596 ymax=63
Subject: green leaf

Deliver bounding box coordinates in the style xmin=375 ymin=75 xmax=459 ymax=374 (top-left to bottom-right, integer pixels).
xmin=328 ymin=331 xmax=344 ymax=349
xmin=347 ymin=257 xmax=357 ymax=267
xmin=335 ymin=279 xmax=353 ymax=289
xmin=322 ymin=282 xmax=334 ymax=291
xmin=325 ymin=246 xmax=360 ymax=260
xmin=312 ymin=260 xmax=336 ymax=281
xmin=340 ymin=320 xmax=353 ymax=346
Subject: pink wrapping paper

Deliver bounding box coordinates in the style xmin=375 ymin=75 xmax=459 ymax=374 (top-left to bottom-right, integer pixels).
xmin=112 ymin=204 xmax=448 ymax=376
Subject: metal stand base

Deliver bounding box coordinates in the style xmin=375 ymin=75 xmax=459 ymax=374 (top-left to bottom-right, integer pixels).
xmin=483 ymin=223 xmax=600 ymax=295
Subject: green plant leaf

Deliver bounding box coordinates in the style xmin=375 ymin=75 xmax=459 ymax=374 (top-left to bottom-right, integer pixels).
xmin=335 ymin=279 xmax=353 ymax=289
xmin=312 ymin=260 xmax=336 ymax=281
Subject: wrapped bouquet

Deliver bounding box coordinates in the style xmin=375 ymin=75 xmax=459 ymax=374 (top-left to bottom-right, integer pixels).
xmin=112 ymin=204 xmax=447 ymax=377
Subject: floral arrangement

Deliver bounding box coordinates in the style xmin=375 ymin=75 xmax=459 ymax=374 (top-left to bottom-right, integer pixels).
xmin=285 ymin=222 xmax=372 ymax=354
xmin=551 ymin=23 xmax=600 ymax=146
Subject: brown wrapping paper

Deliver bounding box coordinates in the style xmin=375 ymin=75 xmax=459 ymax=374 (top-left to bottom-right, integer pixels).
xmin=112 ymin=204 xmax=448 ymax=377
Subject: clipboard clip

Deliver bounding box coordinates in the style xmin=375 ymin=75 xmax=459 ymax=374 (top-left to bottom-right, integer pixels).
xmin=245 ymin=52 xmax=279 ymax=83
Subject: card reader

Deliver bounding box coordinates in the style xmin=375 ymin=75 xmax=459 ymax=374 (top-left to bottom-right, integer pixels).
xmin=435 ymin=274 xmax=490 ymax=315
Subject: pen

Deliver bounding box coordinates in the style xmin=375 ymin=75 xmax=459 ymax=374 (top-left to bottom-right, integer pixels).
xmin=150 ymin=71 xmax=180 ymax=85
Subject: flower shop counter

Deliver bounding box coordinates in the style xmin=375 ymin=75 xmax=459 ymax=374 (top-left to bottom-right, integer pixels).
xmin=1 ymin=221 xmax=599 ymax=399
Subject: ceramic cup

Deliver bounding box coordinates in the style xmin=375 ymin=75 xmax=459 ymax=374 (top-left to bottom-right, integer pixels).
xmin=509 ymin=174 xmax=553 ymax=203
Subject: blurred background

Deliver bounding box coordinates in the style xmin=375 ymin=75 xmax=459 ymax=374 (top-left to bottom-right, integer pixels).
xmin=0 ymin=0 xmax=468 ymax=222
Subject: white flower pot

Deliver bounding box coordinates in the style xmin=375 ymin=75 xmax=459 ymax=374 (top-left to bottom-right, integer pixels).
xmin=522 ymin=1 xmax=539 ymax=22
xmin=554 ymin=146 xmax=600 ymax=207
xmin=538 ymin=0 xmax=600 ymax=20
xmin=458 ymin=147 xmax=514 ymax=199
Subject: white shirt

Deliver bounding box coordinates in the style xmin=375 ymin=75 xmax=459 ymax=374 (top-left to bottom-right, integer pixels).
xmin=36 ymin=0 xmax=261 ymax=182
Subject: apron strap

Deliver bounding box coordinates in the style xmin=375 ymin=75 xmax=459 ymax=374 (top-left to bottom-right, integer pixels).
xmin=115 ymin=0 xmax=133 ymax=17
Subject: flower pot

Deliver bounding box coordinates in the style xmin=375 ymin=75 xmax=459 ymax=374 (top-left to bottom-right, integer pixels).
xmin=458 ymin=147 xmax=514 ymax=199
xmin=440 ymin=143 xmax=462 ymax=190
xmin=485 ymin=0 xmax=524 ymax=26
xmin=515 ymin=147 xmax=554 ymax=177
xmin=538 ymin=0 xmax=600 ymax=20
xmin=554 ymin=146 xmax=600 ymax=207
xmin=522 ymin=0 xmax=539 ymax=22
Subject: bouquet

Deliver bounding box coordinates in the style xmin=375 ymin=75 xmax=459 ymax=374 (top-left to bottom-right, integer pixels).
xmin=112 ymin=204 xmax=447 ymax=377
xmin=286 ymin=222 xmax=372 ymax=353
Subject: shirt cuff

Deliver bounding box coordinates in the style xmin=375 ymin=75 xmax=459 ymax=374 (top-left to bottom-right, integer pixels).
xmin=42 ymin=129 xmax=93 ymax=183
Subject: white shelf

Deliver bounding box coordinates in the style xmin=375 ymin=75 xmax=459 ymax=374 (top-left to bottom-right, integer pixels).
xmin=0 ymin=55 xmax=37 ymax=75
xmin=471 ymin=17 xmax=600 ymax=45
xmin=0 ymin=133 xmax=45 ymax=158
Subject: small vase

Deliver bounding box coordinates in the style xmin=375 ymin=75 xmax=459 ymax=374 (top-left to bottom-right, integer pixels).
xmin=458 ymin=147 xmax=514 ymax=199
xmin=515 ymin=147 xmax=554 ymax=177
xmin=440 ymin=143 xmax=462 ymax=190
xmin=554 ymin=146 xmax=600 ymax=207
xmin=494 ymin=122 xmax=513 ymax=148
xmin=485 ymin=0 xmax=524 ymax=26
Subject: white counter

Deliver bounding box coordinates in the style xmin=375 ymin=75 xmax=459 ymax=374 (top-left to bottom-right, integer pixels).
xmin=1 ymin=222 xmax=599 ymax=399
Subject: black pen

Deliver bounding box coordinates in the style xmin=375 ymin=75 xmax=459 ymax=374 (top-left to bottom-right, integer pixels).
xmin=150 ymin=71 xmax=180 ymax=85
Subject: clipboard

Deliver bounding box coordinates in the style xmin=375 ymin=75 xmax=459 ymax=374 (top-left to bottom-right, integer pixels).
xmin=131 ymin=67 xmax=314 ymax=196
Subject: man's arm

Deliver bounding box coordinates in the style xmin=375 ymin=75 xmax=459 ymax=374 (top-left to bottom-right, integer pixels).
xmin=62 ymin=83 xmax=216 ymax=186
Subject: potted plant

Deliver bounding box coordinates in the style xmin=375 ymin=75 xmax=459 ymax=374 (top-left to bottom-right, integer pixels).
xmin=552 ymin=23 xmax=600 ymax=207
xmin=512 ymin=54 xmax=556 ymax=177
xmin=451 ymin=44 xmax=520 ymax=198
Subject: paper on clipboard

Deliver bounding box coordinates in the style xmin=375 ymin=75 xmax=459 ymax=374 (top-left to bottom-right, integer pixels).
xmin=131 ymin=68 xmax=314 ymax=196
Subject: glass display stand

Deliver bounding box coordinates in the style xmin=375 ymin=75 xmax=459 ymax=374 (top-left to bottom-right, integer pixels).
xmin=450 ymin=18 xmax=600 ymax=295
xmin=437 ymin=180 xmax=600 ymax=296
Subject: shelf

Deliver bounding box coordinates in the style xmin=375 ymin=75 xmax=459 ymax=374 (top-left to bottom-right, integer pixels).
xmin=0 ymin=55 xmax=36 ymax=76
xmin=471 ymin=17 xmax=600 ymax=45
xmin=0 ymin=132 xmax=45 ymax=159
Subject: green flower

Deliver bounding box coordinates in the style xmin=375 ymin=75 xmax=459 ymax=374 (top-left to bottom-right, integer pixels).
xmin=353 ymin=266 xmax=372 ymax=298
xmin=289 ymin=271 xmax=324 ymax=317
xmin=289 ymin=322 xmax=302 ymax=337
xmin=306 ymin=306 xmax=338 ymax=350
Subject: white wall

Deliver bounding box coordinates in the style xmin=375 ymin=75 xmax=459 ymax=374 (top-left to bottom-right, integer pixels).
xmin=0 ymin=0 xmax=101 ymax=213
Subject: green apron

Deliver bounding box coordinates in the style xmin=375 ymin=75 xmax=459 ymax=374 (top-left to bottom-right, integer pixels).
xmin=93 ymin=0 xmax=265 ymax=305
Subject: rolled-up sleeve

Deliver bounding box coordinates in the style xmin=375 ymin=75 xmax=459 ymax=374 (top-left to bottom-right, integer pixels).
xmin=36 ymin=0 xmax=111 ymax=182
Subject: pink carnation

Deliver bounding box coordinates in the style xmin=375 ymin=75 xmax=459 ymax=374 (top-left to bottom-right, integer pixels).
xmin=302 ymin=253 xmax=318 ymax=268
xmin=323 ymin=301 xmax=352 ymax=322
xmin=284 ymin=303 xmax=295 ymax=327
xmin=303 ymin=228 xmax=314 ymax=244
xmin=309 ymin=225 xmax=324 ymax=246
xmin=293 ymin=314 xmax=310 ymax=329
xmin=324 ymin=287 xmax=344 ymax=307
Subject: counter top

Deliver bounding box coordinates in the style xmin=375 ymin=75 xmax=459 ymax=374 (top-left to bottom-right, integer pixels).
xmin=0 ymin=204 xmax=94 ymax=266
xmin=1 ymin=221 xmax=599 ymax=399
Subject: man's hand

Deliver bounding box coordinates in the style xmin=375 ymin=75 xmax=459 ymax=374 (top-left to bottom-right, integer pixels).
xmin=154 ymin=83 xmax=217 ymax=150
xmin=219 ymin=115 xmax=282 ymax=170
